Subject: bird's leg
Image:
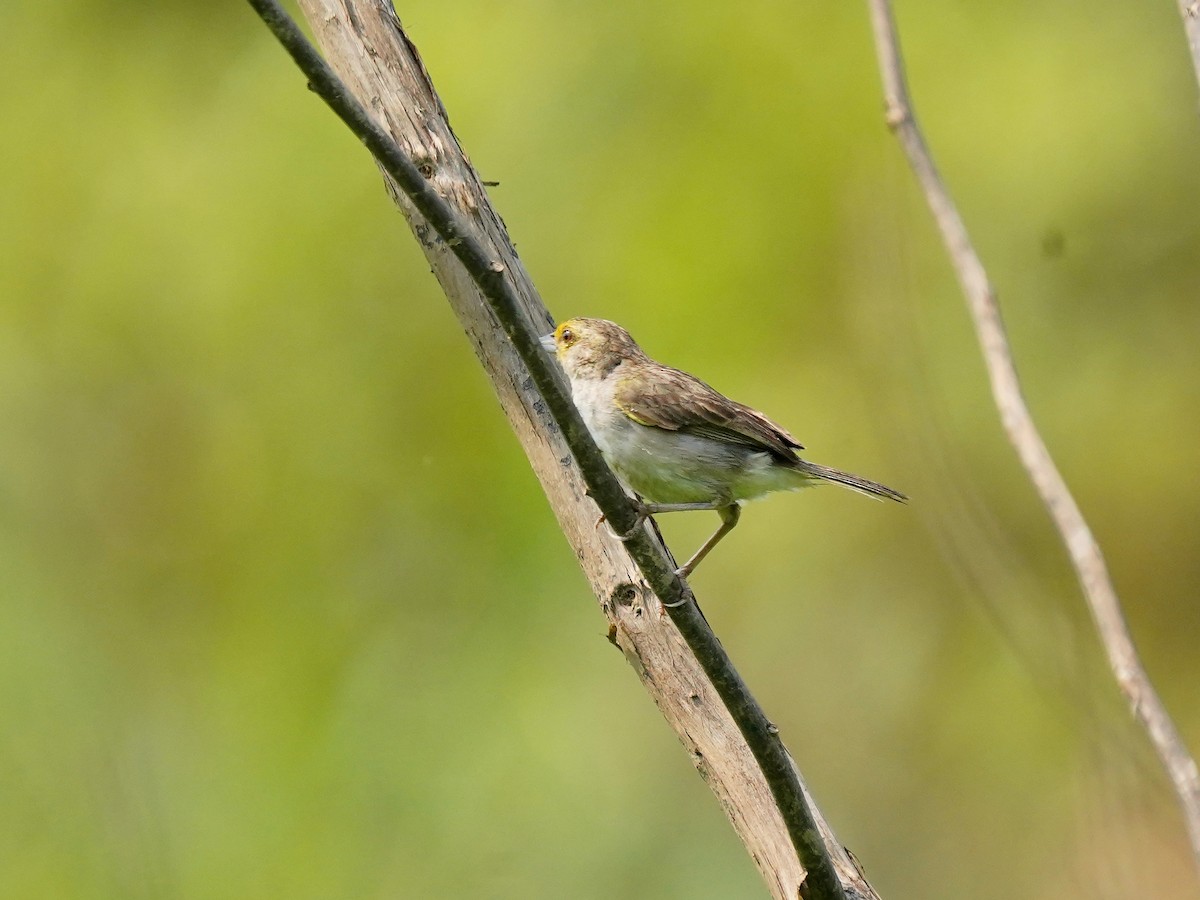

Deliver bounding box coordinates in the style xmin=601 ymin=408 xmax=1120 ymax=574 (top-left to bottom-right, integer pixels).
xmin=675 ymin=504 xmax=741 ymax=578
xmin=597 ymin=499 xmax=726 ymax=542
xmin=642 ymin=501 xmax=729 ymax=515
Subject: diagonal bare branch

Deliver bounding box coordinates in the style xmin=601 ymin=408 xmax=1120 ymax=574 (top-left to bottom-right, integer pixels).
xmin=244 ymin=0 xmax=878 ymax=896
xmin=865 ymin=0 xmax=1200 ymax=874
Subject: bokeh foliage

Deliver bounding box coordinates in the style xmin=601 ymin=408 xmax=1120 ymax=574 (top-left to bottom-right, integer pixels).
xmin=2 ymin=0 xmax=1198 ymax=897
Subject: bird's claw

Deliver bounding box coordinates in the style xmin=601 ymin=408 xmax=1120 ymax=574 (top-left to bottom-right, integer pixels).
xmin=595 ymin=502 xmax=650 ymax=542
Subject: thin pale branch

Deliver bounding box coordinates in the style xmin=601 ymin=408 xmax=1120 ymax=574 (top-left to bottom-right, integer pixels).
xmin=866 ymin=0 xmax=1200 ymax=873
xmin=1178 ymin=0 xmax=1200 ymax=105
xmin=246 ymin=1 xmax=860 ymax=897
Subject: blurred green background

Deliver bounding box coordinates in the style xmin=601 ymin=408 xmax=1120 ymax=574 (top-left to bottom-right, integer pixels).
xmin=2 ymin=0 xmax=1198 ymax=897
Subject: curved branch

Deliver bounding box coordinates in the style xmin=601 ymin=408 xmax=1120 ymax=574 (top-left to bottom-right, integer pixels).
xmin=246 ymin=1 xmax=868 ymax=897
xmin=866 ymin=0 xmax=1200 ymax=873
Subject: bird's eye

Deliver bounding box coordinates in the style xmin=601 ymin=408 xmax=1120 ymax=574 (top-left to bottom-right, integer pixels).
xmin=560 ymin=328 xmax=574 ymax=345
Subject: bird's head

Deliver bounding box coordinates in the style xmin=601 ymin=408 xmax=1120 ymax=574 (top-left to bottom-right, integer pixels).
xmin=540 ymin=317 xmax=645 ymax=380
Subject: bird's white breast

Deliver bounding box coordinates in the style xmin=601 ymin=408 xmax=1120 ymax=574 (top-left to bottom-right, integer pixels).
xmin=566 ymin=371 xmax=805 ymax=505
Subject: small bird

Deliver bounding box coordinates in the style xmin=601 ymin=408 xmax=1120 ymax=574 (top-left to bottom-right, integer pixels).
xmin=541 ymin=317 xmax=905 ymax=578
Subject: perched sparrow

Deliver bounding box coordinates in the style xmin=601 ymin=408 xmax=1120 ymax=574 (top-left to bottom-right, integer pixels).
xmin=541 ymin=317 xmax=905 ymax=578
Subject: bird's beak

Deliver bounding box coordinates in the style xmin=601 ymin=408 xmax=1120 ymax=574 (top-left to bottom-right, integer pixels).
xmin=539 ymin=333 xmax=557 ymax=354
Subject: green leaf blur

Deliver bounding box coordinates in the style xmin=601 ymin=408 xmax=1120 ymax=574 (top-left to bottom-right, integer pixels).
xmin=2 ymin=1 xmax=1197 ymax=897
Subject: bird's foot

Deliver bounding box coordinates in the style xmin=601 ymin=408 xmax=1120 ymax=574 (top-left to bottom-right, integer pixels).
xmin=595 ymin=501 xmax=650 ymax=542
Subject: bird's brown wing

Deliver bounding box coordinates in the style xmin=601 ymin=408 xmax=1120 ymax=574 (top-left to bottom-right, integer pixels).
xmin=614 ymin=364 xmax=803 ymax=460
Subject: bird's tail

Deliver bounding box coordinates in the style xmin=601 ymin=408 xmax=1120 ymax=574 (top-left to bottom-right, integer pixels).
xmin=794 ymin=460 xmax=907 ymax=503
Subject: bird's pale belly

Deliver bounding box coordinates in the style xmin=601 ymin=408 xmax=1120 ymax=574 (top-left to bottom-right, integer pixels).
xmin=595 ymin=419 xmax=808 ymax=506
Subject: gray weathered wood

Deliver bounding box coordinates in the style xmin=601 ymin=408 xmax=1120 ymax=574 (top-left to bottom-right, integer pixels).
xmin=289 ymin=3 xmax=879 ymax=896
